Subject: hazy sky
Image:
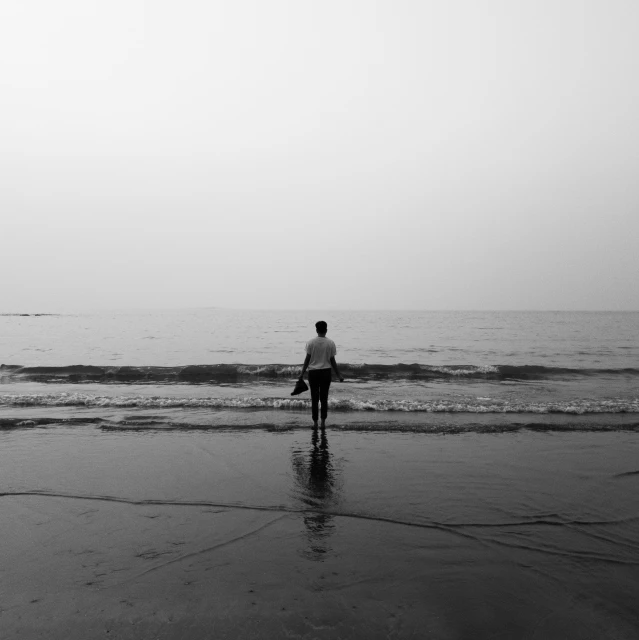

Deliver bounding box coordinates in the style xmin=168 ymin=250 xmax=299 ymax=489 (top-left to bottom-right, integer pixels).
xmin=2 ymin=0 xmax=638 ymax=311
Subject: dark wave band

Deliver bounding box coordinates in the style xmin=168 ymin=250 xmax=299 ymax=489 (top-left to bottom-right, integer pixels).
xmin=2 ymin=362 xmax=639 ymax=383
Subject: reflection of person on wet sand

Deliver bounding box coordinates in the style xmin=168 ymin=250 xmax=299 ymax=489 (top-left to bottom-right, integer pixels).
xmin=290 ymin=426 xmax=339 ymax=561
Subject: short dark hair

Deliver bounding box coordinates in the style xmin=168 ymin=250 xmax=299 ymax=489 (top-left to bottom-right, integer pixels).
xmin=315 ymin=320 xmax=327 ymax=333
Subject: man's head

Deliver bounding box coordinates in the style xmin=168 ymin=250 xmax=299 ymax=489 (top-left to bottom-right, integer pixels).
xmin=315 ymin=320 xmax=328 ymax=335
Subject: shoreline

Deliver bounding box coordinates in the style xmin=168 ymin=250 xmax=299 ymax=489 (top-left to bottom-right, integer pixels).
xmin=1 ymin=405 xmax=639 ymax=433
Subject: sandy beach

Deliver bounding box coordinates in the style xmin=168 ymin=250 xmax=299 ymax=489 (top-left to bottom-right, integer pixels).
xmin=2 ymin=424 xmax=638 ymax=639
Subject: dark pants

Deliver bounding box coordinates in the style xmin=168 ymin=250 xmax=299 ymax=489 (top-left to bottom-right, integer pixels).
xmin=308 ymin=368 xmax=332 ymax=421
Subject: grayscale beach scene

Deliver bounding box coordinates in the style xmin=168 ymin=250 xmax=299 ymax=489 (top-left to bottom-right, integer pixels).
xmin=2 ymin=0 xmax=638 ymax=638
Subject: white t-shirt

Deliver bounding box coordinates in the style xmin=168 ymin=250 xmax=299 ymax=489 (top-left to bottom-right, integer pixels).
xmin=305 ymin=337 xmax=337 ymax=370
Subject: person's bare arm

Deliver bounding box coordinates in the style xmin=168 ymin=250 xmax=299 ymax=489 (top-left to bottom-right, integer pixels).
xmin=330 ymin=356 xmax=344 ymax=382
xmin=300 ymin=353 xmax=311 ymax=379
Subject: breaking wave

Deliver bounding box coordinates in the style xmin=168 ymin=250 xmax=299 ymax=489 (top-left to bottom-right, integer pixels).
xmin=1 ymin=393 xmax=638 ymax=414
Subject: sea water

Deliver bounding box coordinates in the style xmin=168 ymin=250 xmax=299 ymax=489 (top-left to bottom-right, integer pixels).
xmin=0 ymin=309 xmax=637 ymax=430
xmin=1 ymin=309 xmax=638 ymax=427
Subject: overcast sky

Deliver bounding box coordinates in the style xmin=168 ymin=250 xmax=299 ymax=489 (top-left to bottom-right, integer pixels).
xmin=1 ymin=0 xmax=638 ymax=311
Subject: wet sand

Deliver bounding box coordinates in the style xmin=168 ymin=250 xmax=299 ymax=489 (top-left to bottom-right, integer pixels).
xmin=1 ymin=425 xmax=638 ymax=638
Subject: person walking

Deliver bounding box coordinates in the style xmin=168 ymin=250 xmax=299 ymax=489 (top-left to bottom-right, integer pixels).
xmin=299 ymin=321 xmax=344 ymax=428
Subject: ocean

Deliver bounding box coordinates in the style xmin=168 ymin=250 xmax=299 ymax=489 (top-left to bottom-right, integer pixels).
xmin=2 ymin=309 xmax=639 ymax=638
xmin=1 ymin=309 xmax=638 ymax=430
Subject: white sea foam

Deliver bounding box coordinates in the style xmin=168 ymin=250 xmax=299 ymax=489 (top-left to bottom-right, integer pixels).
xmin=429 ymin=365 xmax=500 ymax=376
xmin=1 ymin=393 xmax=638 ymax=414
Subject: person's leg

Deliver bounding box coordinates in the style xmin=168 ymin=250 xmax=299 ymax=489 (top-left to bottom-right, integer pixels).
xmin=319 ymin=368 xmax=332 ymax=426
xmin=308 ymin=370 xmax=320 ymax=426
